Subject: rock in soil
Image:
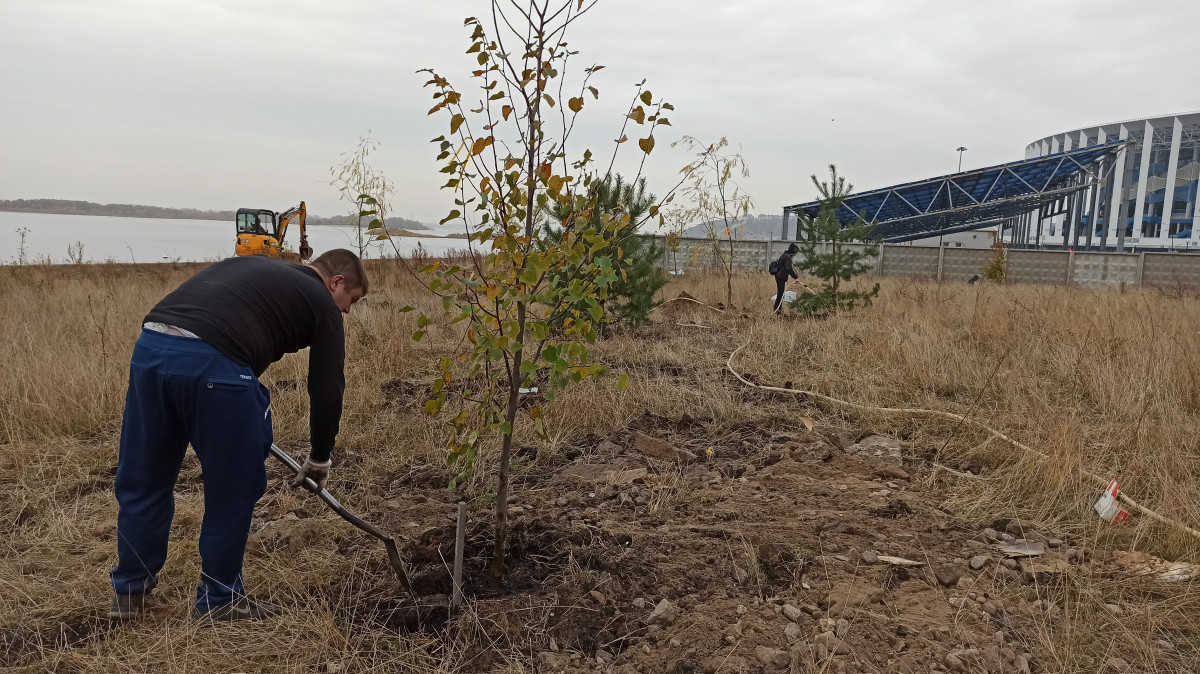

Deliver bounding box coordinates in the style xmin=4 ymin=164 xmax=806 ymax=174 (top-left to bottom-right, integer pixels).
xmin=934 ymin=563 xmax=962 ymax=587
xmin=753 ymin=645 xmax=790 ymax=670
xmin=848 ymin=434 xmax=903 ymax=465
xmin=647 ymin=598 xmax=678 ymax=625
xmin=784 ymin=621 xmax=803 ymax=644
xmin=792 ymin=441 xmax=835 ymax=463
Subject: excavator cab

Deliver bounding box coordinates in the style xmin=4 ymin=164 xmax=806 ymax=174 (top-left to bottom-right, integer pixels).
xmin=234 ymin=203 xmax=311 ymax=262
xmin=236 ymin=209 xmax=277 ymax=237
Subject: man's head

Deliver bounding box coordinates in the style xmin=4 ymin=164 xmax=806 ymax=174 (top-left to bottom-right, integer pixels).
xmin=786 ymin=243 xmax=800 ymax=256
xmin=310 ymin=248 xmax=368 ymax=314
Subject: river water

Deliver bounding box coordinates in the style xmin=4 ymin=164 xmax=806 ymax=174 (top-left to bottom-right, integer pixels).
xmin=0 ymin=212 xmax=480 ymax=264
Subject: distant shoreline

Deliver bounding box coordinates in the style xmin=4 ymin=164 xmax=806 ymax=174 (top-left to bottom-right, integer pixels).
xmin=0 ymin=199 xmax=429 ymax=230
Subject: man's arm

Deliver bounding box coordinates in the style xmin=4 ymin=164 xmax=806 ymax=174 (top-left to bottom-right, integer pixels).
xmin=305 ymin=313 xmax=346 ymax=463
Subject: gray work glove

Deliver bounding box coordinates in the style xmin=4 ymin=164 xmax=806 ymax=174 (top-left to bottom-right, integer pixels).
xmin=291 ymin=457 xmax=331 ymax=493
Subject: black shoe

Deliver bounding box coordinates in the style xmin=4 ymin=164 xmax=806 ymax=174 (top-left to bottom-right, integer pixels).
xmin=193 ymin=596 xmax=282 ymax=622
xmin=108 ymin=592 xmax=149 ymax=620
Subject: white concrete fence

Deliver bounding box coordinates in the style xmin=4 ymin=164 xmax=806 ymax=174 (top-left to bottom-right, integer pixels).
xmin=657 ymin=236 xmax=1200 ymax=290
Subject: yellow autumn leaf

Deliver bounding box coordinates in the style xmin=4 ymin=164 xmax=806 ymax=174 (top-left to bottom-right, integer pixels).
xmin=471 ymin=136 xmax=494 ymax=156
xmin=568 ymin=97 xmax=583 ymax=113
xmin=638 ymin=136 xmax=655 ymax=154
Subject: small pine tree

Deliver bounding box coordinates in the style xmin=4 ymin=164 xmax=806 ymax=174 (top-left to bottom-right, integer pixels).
xmin=542 ymin=175 xmax=667 ymax=329
xmin=981 ymin=236 xmax=1007 ymax=283
xmin=791 ymin=165 xmax=880 ymax=316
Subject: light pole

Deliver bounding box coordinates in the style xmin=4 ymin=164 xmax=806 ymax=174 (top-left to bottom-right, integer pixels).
xmin=939 ymin=147 xmax=969 ymax=250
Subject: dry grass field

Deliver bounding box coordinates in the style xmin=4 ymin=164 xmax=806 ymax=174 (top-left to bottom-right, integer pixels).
xmin=2 ymin=259 xmax=1199 ymax=673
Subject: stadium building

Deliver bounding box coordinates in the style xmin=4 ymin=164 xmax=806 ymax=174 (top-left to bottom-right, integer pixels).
xmin=1026 ymin=111 xmax=1200 ymax=251
xmin=783 ymin=111 xmax=1200 ymax=253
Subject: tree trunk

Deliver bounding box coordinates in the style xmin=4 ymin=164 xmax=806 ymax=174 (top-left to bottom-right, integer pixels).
xmin=726 ymin=234 xmax=734 ymax=309
xmin=489 ymin=302 xmax=526 ymax=585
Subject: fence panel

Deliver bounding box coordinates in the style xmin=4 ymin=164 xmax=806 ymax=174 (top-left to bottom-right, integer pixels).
xmin=667 ymin=237 xmax=770 ymax=272
xmin=1141 ymin=253 xmax=1200 ymax=290
xmin=1006 ymin=250 xmax=1070 ymax=285
xmin=881 ymin=246 xmax=939 ymax=279
xmin=941 ymin=248 xmax=992 ymax=282
xmin=657 ymin=236 xmax=1200 ymax=290
xmin=1070 ymin=252 xmax=1138 ymax=289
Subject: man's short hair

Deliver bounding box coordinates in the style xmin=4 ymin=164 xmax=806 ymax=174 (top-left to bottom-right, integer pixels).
xmin=311 ymin=248 xmax=369 ymax=293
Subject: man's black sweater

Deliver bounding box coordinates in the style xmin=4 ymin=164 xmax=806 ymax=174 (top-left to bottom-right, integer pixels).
xmin=145 ymin=256 xmax=345 ymax=462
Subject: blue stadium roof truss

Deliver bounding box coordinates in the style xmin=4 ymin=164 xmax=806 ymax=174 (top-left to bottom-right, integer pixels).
xmin=784 ymin=141 xmax=1130 ymax=243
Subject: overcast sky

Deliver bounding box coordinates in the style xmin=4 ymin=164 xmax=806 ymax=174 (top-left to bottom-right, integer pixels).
xmin=2 ymin=0 xmax=1198 ymax=229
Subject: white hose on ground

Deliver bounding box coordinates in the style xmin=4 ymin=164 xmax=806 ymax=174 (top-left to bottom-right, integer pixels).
xmin=726 ymin=341 xmax=1200 ymax=542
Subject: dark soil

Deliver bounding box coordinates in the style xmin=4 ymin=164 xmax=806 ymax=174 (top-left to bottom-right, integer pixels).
xmin=252 ymin=412 xmax=1178 ymax=674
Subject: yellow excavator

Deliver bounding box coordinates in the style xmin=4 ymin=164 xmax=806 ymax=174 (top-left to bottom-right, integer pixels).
xmin=234 ymin=201 xmax=313 ymax=263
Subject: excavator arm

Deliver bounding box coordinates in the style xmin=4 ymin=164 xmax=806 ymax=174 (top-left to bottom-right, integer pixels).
xmin=277 ymin=201 xmax=312 ymax=262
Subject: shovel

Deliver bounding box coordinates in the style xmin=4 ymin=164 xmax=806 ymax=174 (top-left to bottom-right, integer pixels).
xmin=269 ymin=444 xmax=418 ymax=603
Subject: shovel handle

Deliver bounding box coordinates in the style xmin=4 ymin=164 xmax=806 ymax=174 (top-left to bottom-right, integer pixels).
xmin=268 ymin=444 xmax=419 ymax=601
xmin=269 ymin=444 xmax=387 ymax=540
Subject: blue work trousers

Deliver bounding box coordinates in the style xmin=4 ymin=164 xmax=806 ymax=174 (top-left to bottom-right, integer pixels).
xmin=110 ymin=329 xmax=273 ymax=611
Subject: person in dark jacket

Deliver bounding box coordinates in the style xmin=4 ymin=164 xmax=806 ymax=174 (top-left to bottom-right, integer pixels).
xmin=108 ymin=249 xmax=367 ymax=622
xmin=772 ymin=243 xmax=800 ymax=313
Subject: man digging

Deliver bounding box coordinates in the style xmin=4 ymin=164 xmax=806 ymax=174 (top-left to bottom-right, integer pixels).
xmin=108 ymin=249 xmax=367 ymax=621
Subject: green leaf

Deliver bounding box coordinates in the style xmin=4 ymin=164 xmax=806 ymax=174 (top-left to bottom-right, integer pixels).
xmin=499 ymin=422 xmax=512 ymax=435
xmin=413 ymin=330 xmax=425 ymax=341
xmin=425 ymin=399 xmax=441 ymax=415
xmin=397 ymin=306 xmax=415 ymax=313
xmin=440 ymin=209 xmax=462 ymax=225
xmin=617 ymin=373 xmax=630 ymax=391
xmin=640 ymin=90 xmax=652 ymax=105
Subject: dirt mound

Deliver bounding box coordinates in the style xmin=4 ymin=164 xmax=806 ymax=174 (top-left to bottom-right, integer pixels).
xmin=309 ymin=414 xmax=1184 ymax=673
